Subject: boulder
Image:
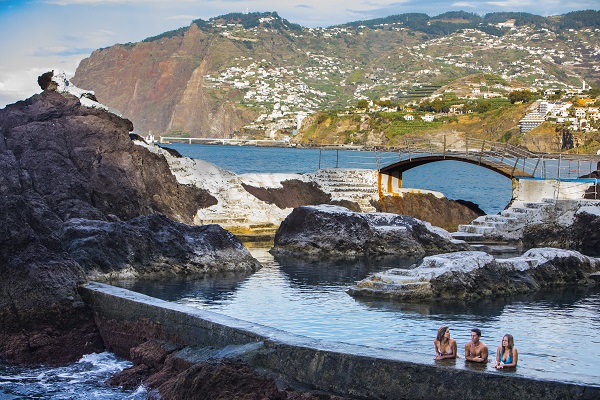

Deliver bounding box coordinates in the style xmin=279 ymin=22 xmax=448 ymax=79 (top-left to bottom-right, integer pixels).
xmin=0 ymin=76 xmax=258 ymax=365
xmin=271 ymin=205 xmax=467 ymax=259
xmin=348 ymin=248 xmax=600 ymax=301
xmin=376 ymin=192 xmax=484 ymax=232
xmin=60 ymin=214 xmax=261 ymax=279
xmin=523 ymin=205 xmax=600 ymax=257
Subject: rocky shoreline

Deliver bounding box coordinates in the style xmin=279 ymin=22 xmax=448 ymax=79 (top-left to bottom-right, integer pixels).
xmin=348 ymin=248 xmax=600 ymax=300
xmin=0 ymin=73 xmax=258 ymax=366
xmin=2 ymin=72 xmax=599 ymax=398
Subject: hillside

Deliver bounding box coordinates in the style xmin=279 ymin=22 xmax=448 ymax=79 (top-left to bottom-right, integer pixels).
xmin=292 ymin=101 xmax=532 ymax=147
xmin=72 ymin=10 xmax=600 ymax=147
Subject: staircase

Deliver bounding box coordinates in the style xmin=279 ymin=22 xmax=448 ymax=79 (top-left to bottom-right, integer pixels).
xmin=314 ymin=168 xmax=379 ymax=212
xmin=452 ymin=199 xmax=556 ymax=242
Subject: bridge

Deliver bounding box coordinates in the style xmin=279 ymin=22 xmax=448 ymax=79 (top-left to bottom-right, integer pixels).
xmin=377 ymin=135 xmax=599 ymax=182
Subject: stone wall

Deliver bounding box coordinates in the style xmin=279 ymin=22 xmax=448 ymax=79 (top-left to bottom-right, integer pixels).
xmin=80 ymin=282 xmax=599 ymax=400
xmin=513 ymin=177 xmax=598 ymax=202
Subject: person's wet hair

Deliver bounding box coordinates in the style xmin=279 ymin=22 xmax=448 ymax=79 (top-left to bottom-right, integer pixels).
xmin=504 ymin=334 xmax=514 ymax=349
xmin=471 ymin=328 xmax=482 ymax=337
xmin=436 ymin=326 xmax=449 ymax=342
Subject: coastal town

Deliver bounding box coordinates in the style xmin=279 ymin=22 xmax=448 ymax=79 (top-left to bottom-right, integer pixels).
xmin=198 ymin=16 xmax=599 ymax=140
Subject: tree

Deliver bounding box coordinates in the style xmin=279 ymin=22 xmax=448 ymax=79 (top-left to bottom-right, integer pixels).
xmin=508 ymin=89 xmax=533 ymax=104
xmin=357 ymin=99 xmax=369 ymax=109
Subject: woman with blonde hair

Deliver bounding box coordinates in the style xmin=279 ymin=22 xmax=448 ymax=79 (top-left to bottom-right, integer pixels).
xmin=433 ymin=326 xmax=458 ymax=360
xmin=493 ymin=334 xmax=518 ymax=368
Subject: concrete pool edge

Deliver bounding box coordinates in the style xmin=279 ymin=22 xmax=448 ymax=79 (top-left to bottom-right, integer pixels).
xmin=80 ymin=282 xmax=600 ymax=400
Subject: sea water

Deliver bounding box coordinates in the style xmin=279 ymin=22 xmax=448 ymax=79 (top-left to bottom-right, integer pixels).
xmin=2 ymin=144 xmax=595 ymax=397
xmin=0 ymin=352 xmax=146 ymax=399
xmin=162 ymin=143 xmax=513 ymax=214
xmin=117 ymin=248 xmax=600 ymax=388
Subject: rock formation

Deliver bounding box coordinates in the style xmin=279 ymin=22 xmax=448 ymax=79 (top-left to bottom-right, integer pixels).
xmin=522 ymin=205 xmax=600 ymax=256
xmin=271 ymin=205 xmax=467 ymax=259
xmin=349 ymin=248 xmax=600 ymax=300
xmin=0 ymin=72 xmax=259 ymax=364
xmin=60 ymin=214 xmax=261 ymax=280
xmin=377 ymin=192 xmax=484 ymax=232
xmin=106 ymin=339 xmax=348 ymax=399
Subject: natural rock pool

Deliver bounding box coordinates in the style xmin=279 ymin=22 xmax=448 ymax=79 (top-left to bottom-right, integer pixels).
xmin=113 ymin=247 xmax=600 ymax=387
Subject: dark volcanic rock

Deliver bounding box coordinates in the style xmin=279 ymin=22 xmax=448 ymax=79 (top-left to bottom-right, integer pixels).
xmin=0 ymin=87 xmax=255 ymax=365
xmin=523 ymin=206 xmax=600 ymax=256
xmin=376 ymin=192 xmax=485 ymax=232
xmin=349 ymin=248 xmax=600 ymax=301
xmin=271 ymin=205 xmax=467 ymax=259
xmin=60 ymin=214 xmax=261 ymax=279
xmin=0 ymin=90 xmax=215 ymax=223
xmin=242 ymin=179 xmax=331 ymax=209
xmin=151 ymin=358 xmax=346 ymax=400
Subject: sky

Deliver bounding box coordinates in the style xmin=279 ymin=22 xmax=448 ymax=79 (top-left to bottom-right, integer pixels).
xmin=0 ymin=0 xmax=598 ymax=108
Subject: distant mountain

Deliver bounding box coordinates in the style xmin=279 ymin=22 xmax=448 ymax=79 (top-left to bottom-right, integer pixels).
xmin=72 ymin=10 xmax=600 ymax=138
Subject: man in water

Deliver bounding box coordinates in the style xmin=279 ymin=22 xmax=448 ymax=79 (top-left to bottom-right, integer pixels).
xmin=465 ymin=328 xmax=488 ymax=363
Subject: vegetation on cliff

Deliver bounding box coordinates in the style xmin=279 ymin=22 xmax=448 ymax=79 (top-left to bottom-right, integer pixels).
xmin=73 ymin=10 xmax=600 ymax=153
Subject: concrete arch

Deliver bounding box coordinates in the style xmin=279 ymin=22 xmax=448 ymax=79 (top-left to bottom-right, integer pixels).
xmin=380 ymin=155 xmax=531 ymax=179
xmin=378 ymin=155 xmax=530 ymax=195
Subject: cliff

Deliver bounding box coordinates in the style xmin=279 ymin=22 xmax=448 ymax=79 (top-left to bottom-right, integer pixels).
xmin=71 ymin=12 xmax=600 ymax=145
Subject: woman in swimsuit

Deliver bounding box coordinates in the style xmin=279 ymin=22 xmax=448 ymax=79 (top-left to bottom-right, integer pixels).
xmin=433 ymin=326 xmax=458 ymax=360
xmin=493 ymin=334 xmax=518 ymax=368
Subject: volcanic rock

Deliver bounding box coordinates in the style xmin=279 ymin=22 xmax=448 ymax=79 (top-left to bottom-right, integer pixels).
xmin=348 ymin=248 xmax=600 ymax=300
xmin=376 ymin=192 xmax=484 ymax=232
xmin=523 ymin=205 xmax=600 ymax=256
xmin=60 ymin=214 xmax=261 ymax=279
xmin=271 ymin=205 xmax=467 ymax=259
xmin=0 ymin=76 xmax=258 ymax=365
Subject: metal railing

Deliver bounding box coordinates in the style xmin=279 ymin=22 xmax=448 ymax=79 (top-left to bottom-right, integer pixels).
xmin=382 ymin=136 xmax=600 ymax=180
xmin=553 ymin=178 xmax=599 ymax=200
xmin=312 ymin=136 xmax=599 ymax=182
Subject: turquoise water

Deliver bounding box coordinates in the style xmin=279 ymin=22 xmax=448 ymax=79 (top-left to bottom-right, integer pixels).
xmin=162 ymin=143 xmax=513 ymax=214
xmin=2 ymin=143 xmax=596 ymax=397
xmin=117 ymin=248 xmax=600 ymax=387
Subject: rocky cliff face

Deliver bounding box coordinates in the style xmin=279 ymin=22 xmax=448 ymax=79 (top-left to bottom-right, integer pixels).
xmin=70 ymin=12 xmax=600 ymax=150
xmin=0 ymin=81 xmax=258 ymax=364
xmin=72 ymin=24 xmax=256 ymax=136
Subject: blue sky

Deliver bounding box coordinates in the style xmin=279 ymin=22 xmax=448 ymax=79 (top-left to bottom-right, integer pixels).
xmin=0 ymin=0 xmax=598 ymax=107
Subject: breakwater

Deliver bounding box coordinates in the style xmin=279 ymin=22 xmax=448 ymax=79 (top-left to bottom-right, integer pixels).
xmin=80 ymin=282 xmax=599 ymax=400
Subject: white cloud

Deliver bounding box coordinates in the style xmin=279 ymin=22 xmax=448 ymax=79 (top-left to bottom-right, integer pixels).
xmin=167 ymin=14 xmax=201 ymax=21
xmin=452 ymin=2 xmax=480 ymax=7
xmin=0 ymin=69 xmax=47 ymax=107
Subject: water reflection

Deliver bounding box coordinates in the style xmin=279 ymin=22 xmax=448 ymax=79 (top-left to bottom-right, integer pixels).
xmin=273 ymin=253 xmax=418 ymax=287
xmin=353 ymin=286 xmax=600 ymax=319
xmin=110 ymin=248 xmax=600 ymax=387
xmin=112 ymin=270 xmax=255 ymax=303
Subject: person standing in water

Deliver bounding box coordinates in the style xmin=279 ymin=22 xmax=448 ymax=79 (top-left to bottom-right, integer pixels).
xmin=434 ymin=326 xmax=458 ymax=360
xmin=493 ymin=334 xmax=518 ymax=369
xmin=465 ymin=328 xmax=488 ymax=363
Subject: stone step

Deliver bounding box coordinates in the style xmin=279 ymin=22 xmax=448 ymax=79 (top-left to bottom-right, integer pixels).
xmin=450 ymin=231 xmax=484 ymax=241
xmin=321 ymin=182 xmax=377 ymax=188
xmin=329 ymin=187 xmax=377 ymax=193
xmin=247 ymin=227 xmax=279 ymax=234
xmin=468 ymin=243 xmax=520 ymax=256
xmin=457 ymin=225 xmax=495 ymax=234
xmin=500 ymin=210 xmax=529 ymax=221
xmin=197 ymin=217 xmax=249 ymax=224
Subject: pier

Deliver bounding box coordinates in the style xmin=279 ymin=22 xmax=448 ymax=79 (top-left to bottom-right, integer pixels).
xmin=159 ymin=136 xmax=289 ymax=146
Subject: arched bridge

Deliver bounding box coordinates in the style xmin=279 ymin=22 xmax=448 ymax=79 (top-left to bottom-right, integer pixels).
xmin=376 ymin=136 xmax=600 ymax=194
